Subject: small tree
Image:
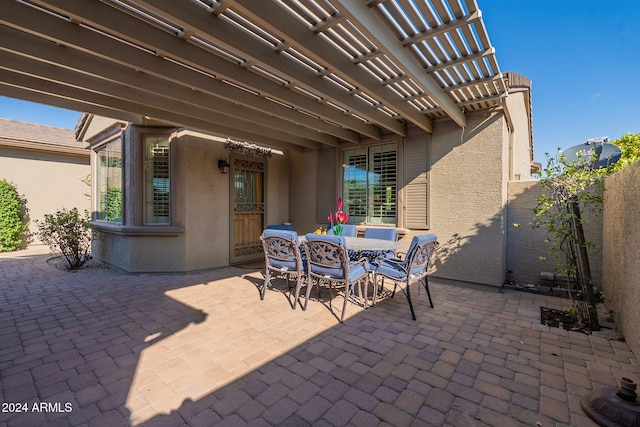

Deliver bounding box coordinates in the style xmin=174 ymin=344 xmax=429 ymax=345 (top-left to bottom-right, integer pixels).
xmin=0 ymin=179 xmax=29 ymax=252
xmin=533 ymin=133 xmax=640 ymax=330
xmin=37 ymin=207 xmax=92 ymax=270
xmin=533 ymin=153 xmax=604 ymax=329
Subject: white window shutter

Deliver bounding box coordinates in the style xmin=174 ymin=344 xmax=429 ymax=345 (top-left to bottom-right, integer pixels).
xmin=404 ymin=136 xmax=429 ymax=229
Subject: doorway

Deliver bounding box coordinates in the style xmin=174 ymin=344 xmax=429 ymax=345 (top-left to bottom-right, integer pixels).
xmin=230 ymin=157 xmax=265 ymax=264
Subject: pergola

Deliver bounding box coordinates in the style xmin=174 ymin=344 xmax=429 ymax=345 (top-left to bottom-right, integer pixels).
xmin=0 ymin=0 xmax=507 ymax=150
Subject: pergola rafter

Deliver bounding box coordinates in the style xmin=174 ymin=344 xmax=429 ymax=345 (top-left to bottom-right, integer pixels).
xmin=0 ymin=0 xmax=508 ymax=150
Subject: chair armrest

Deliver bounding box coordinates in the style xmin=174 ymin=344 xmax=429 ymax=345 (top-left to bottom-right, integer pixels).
xmin=376 ymin=257 xmax=406 ymax=269
xmin=350 ymin=257 xmax=370 ymax=269
xmin=376 ymin=258 xmax=407 ymax=272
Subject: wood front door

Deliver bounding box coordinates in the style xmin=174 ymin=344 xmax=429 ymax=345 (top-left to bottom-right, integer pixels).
xmin=230 ymin=157 xmax=265 ymax=264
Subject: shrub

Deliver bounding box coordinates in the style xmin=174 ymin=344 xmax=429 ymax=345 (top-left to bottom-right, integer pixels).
xmin=36 ymin=207 xmax=92 ymax=270
xmin=0 ymin=179 xmax=29 ymax=252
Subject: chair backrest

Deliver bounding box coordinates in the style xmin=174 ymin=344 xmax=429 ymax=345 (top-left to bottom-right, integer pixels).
xmin=328 ymin=224 xmax=357 ymax=237
xmin=364 ymin=227 xmax=397 ymax=241
xmin=266 ymin=224 xmax=294 ymax=231
xmin=405 ymin=234 xmax=438 ymax=276
xmin=261 ymin=229 xmax=302 ymax=271
xmin=304 ymin=233 xmax=348 ymax=279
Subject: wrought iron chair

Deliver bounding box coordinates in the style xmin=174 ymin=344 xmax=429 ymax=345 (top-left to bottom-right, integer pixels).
xmin=302 ymin=234 xmax=369 ymax=323
xmin=363 ymin=227 xmax=398 ymax=260
xmin=260 ymin=229 xmax=306 ymax=308
xmin=373 ymin=234 xmax=438 ymax=320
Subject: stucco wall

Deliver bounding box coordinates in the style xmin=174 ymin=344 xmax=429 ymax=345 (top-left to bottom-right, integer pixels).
xmin=427 ymin=110 xmax=508 ymax=287
xmin=602 ymin=160 xmax=640 ymax=358
xmin=0 ymin=147 xmax=90 ymax=245
xmin=504 ymin=89 xmax=534 ymax=181
xmin=506 ymin=180 xmax=602 ymax=288
xmin=90 ymin=125 xmax=291 ymax=272
xmin=180 ymin=136 xmax=226 ymax=271
xmin=289 ymin=110 xmax=512 ymax=288
xmin=288 ymin=149 xmax=319 ymax=235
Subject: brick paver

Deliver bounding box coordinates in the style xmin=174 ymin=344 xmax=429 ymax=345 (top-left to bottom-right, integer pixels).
xmin=1 ymin=247 xmax=639 ymax=426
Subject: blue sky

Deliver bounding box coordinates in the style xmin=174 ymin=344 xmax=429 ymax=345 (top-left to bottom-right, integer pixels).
xmin=1 ymin=1 xmax=638 ymax=170
xmin=481 ymin=1 xmax=639 ymax=166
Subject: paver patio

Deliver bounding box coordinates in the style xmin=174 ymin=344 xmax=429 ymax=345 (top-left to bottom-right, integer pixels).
xmin=1 ymin=247 xmax=638 ymax=426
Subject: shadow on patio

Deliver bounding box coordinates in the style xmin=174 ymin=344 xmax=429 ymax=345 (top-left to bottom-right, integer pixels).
xmin=1 ymin=248 xmax=638 ymax=426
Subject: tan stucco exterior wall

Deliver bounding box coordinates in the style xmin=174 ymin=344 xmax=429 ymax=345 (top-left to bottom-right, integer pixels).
xmin=0 ymin=147 xmax=90 ymax=245
xmin=89 ymin=122 xmax=291 ymax=272
xmin=426 ymin=110 xmax=508 ymax=287
xmin=506 ymin=181 xmax=603 ymax=287
xmin=289 ymin=109 xmax=515 ymax=289
xmin=602 ymin=160 xmax=640 ymax=358
xmin=288 ymin=149 xmax=319 ymax=235
xmin=505 ymin=89 xmax=535 ymax=181
xmin=180 ymin=135 xmax=225 ymax=271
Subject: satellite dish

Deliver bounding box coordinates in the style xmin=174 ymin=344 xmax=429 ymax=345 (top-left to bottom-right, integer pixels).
xmin=562 ymin=136 xmax=622 ymax=169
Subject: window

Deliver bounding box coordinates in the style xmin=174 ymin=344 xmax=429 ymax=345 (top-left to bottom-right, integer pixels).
xmin=144 ymin=135 xmax=170 ymax=224
xmin=96 ymin=137 xmax=123 ymax=222
xmin=343 ymin=142 xmax=397 ymax=225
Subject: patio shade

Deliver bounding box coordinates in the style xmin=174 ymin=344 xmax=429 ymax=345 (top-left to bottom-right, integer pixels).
xmin=0 ymin=0 xmax=507 ymax=150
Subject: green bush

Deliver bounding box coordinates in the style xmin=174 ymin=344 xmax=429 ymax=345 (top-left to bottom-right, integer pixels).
xmin=105 ymin=187 xmax=122 ymax=222
xmin=36 ymin=207 xmax=92 ymax=270
xmin=0 ymin=179 xmax=29 ymax=252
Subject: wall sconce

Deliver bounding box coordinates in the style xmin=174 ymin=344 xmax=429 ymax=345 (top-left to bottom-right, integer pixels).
xmin=218 ymin=159 xmax=230 ymax=174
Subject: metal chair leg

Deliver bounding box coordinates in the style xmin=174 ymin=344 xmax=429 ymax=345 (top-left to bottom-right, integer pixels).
xmin=405 ymin=280 xmax=417 ymax=320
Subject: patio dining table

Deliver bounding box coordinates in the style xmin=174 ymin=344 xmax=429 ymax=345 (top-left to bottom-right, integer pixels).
xmin=301 ymin=234 xmax=402 ymax=262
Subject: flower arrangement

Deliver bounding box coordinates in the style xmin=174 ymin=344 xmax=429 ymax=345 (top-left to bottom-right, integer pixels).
xmin=328 ymin=197 xmax=349 ymax=235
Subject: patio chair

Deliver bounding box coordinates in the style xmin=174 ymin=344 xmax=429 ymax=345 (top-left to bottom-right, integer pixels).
xmin=363 ymin=227 xmax=398 ymax=261
xmin=266 ymin=224 xmax=294 ymax=231
xmin=327 ymin=224 xmax=357 ymax=237
xmin=373 ymin=234 xmax=438 ymax=320
xmin=302 ymin=233 xmax=369 ymax=323
xmin=260 ymin=229 xmax=306 ymax=308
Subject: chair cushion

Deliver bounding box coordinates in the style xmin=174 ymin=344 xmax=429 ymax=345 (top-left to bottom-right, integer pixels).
xmin=364 ymin=227 xmax=397 ymax=241
xmin=376 ymin=259 xmax=407 ymax=280
xmin=262 ymin=229 xmax=304 ymax=272
xmin=348 ymin=262 xmax=368 ymax=280
xmin=305 ymin=233 xmax=346 ymax=245
xmin=266 ymin=224 xmax=294 ymax=231
xmin=269 ymin=258 xmax=306 ymax=272
xmin=262 ymin=228 xmax=300 ymax=244
xmin=305 ymin=234 xmax=367 ymax=279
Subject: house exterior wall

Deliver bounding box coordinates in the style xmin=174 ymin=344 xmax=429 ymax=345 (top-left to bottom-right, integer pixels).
xmin=289 ymin=109 xmax=516 ymax=289
xmin=0 ymin=146 xmax=90 ymax=245
xmin=86 ymin=119 xmax=290 ymax=272
xmin=85 ymin=84 xmax=532 ymax=283
xmin=505 ymin=88 xmax=535 ymax=181
xmin=602 ymin=160 xmax=640 ymax=358
xmin=181 ymin=136 xmax=227 ymax=271
xmin=289 ymin=149 xmax=319 ymax=234
xmin=426 ymin=110 xmax=508 ymax=287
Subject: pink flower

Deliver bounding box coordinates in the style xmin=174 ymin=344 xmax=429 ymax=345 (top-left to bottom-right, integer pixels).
xmin=337 ymin=197 xmax=343 ymax=211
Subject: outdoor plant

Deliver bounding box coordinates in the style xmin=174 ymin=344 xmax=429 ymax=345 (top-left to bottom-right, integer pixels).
xmin=104 ymin=187 xmax=122 ymax=222
xmin=533 ymin=133 xmax=640 ymax=330
xmin=0 ymin=179 xmax=29 ymax=252
xmin=328 ymin=197 xmax=348 ymax=235
xmin=36 ymin=207 xmax=92 ymax=270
